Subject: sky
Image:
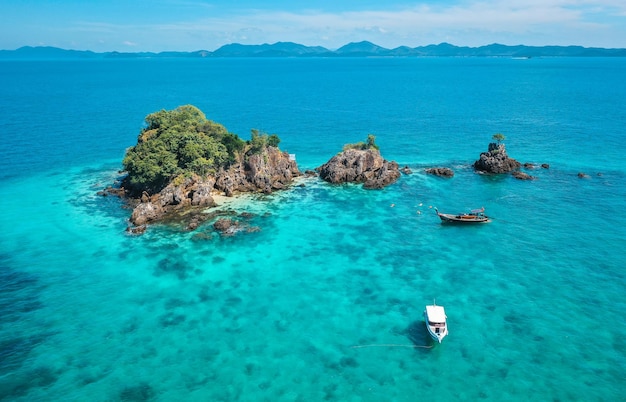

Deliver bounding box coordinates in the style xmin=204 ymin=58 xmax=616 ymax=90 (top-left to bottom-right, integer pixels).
xmin=1 ymin=0 xmax=625 ymax=51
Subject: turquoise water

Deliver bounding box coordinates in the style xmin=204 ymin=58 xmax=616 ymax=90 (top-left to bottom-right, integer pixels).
xmin=1 ymin=57 xmax=625 ymax=401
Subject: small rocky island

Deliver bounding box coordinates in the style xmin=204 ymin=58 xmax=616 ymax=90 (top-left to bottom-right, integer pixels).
xmin=473 ymin=142 xmax=521 ymax=174
xmin=473 ymin=134 xmax=544 ymax=180
xmin=316 ymin=135 xmax=401 ymax=189
xmin=107 ymin=105 xmax=301 ymax=233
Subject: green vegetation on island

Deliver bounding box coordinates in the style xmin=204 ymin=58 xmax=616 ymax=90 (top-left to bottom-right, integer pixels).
xmin=492 ymin=133 xmax=506 ymax=144
xmin=342 ymin=134 xmax=380 ymax=151
xmin=122 ymin=105 xmax=280 ymax=194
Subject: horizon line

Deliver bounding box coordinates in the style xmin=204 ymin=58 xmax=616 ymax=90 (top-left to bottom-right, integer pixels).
xmin=3 ymin=40 xmax=626 ymax=54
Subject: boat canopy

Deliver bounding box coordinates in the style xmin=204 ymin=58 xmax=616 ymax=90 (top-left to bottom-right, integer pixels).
xmin=425 ymin=305 xmax=446 ymax=323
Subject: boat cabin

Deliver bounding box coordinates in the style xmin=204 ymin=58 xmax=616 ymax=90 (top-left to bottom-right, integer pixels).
xmin=425 ymin=305 xmax=446 ymax=329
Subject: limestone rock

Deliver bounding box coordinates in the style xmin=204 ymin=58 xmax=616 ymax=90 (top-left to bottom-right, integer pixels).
xmin=130 ymin=201 xmax=163 ymax=226
xmin=316 ymin=148 xmax=400 ymax=189
xmin=214 ymin=146 xmax=300 ymax=196
xmin=473 ymin=143 xmax=521 ymax=174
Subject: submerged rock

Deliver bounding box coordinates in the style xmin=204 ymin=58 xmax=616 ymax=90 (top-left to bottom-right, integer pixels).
xmin=512 ymin=171 xmax=536 ymax=180
xmin=426 ymin=167 xmax=454 ymax=177
xmin=213 ymin=218 xmax=258 ymax=237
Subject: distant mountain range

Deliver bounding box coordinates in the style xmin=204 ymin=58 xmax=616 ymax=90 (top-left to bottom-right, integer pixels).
xmin=2 ymin=41 xmax=626 ymax=59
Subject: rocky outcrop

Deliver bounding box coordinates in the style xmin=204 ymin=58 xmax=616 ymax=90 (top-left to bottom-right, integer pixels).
xmin=473 ymin=143 xmax=521 ymax=174
xmin=316 ymin=148 xmax=400 ymax=189
xmin=126 ymin=146 xmax=300 ymax=230
xmin=214 ymin=147 xmax=300 ymax=196
xmin=400 ymin=166 xmax=412 ymax=175
xmin=128 ymin=176 xmax=217 ymax=227
xmin=426 ymin=167 xmax=454 ymax=177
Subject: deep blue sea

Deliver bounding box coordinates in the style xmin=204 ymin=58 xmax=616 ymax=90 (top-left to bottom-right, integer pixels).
xmin=1 ymin=57 xmax=625 ymax=401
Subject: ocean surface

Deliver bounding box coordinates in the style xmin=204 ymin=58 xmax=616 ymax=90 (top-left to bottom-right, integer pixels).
xmin=1 ymin=56 xmax=625 ymax=401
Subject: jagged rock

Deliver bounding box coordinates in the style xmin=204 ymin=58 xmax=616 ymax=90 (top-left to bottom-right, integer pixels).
xmin=400 ymin=166 xmax=412 ymax=174
xmin=316 ymin=148 xmax=400 ymax=189
xmin=426 ymin=167 xmax=454 ymax=177
xmin=541 ymin=164 xmax=550 ymax=169
xmin=512 ymin=171 xmax=536 ymax=180
xmin=130 ymin=201 xmax=163 ymax=226
xmin=190 ymin=180 xmax=216 ymax=207
xmin=474 ymin=143 xmax=521 ymax=174
xmin=214 ymin=146 xmax=300 ymax=196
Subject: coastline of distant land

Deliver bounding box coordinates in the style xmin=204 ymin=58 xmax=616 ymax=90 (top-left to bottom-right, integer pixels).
xmin=2 ymin=41 xmax=626 ymax=59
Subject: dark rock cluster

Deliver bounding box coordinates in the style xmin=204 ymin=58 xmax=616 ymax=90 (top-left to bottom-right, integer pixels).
xmin=316 ymin=148 xmax=401 ymax=189
xmin=473 ymin=143 xmax=521 ymax=174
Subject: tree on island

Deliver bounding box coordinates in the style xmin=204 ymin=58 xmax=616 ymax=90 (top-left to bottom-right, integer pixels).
xmin=343 ymin=134 xmax=380 ymax=151
xmin=122 ymin=105 xmax=281 ymax=195
xmin=492 ymin=133 xmax=505 ymax=144
xmin=248 ymin=128 xmax=280 ymax=154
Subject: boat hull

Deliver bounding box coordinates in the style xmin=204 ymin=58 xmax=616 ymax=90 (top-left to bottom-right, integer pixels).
xmin=436 ymin=211 xmax=490 ymax=223
xmin=424 ymin=305 xmax=448 ymax=343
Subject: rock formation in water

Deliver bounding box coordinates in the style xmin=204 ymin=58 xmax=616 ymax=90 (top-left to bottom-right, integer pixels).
xmin=426 ymin=167 xmax=454 ymax=177
xmin=316 ymin=148 xmax=401 ymax=189
xmin=473 ymin=143 xmax=521 ymax=174
xmin=103 ymin=105 xmax=301 ymax=233
xmin=512 ymin=171 xmax=535 ymax=180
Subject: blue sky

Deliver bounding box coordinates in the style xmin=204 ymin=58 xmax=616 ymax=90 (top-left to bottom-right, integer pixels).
xmin=1 ymin=0 xmax=625 ymax=51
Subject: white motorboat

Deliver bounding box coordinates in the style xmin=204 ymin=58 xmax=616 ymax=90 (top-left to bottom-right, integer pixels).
xmin=424 ymin=302 xmax=448 ymax=343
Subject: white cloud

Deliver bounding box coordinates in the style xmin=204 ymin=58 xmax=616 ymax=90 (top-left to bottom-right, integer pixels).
xmin=173 ymin=1 xmax=624 ymax=46
xmin=54 ymin=0 xmax=626 ymax=50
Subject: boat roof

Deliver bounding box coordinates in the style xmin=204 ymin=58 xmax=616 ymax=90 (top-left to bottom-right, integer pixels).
xmin=425 ymin=305 xmax=446 ymax=322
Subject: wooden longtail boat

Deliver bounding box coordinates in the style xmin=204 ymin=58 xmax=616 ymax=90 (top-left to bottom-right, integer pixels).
xmin=435 ymin=207 xmax=490 ymax=223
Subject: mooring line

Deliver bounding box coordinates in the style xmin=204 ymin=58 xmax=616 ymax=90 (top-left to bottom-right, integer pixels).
xmin=350 ymin=344 xmax=433 ymax=349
